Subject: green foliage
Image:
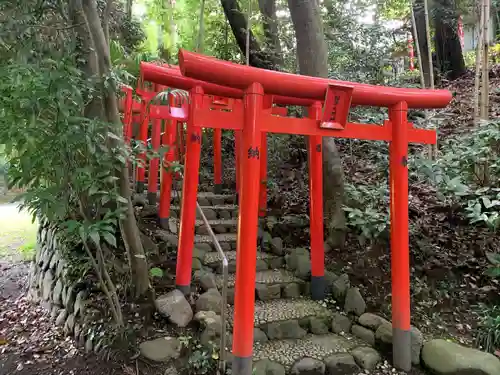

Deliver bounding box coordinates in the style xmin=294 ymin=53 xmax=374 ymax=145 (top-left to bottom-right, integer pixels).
xmin=415 ymin=120 xmax=500 ymax=230
xmin=476 ymin=304 xmax=500 ymax=353
xmin=484 ymin=252 xmax=500 ymax=278
xmin=179 ymin=334 xmax=220 ymax=375
xmin=343 ymin=182 xmax=389 ymax=244
xmin=149 ymin=267 xmax=164 ymax=277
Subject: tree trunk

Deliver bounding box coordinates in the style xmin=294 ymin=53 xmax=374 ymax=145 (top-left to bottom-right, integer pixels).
xmin=220 ymin=0 xmax=277 ymax=70
xmin=80 ymin=0 xmax=151 ymax=300
xmin=287 ymin=0 xmax=346 ymax=248
xmin=413 ymin=0 xmax=431 ymax=87
xmin=258 ymin=0 xmax=283 ymax=67
xmin=126 ymin=0 xmax=133 ymax=20
xmin=434 ymin=0 xmax=466 ymax=80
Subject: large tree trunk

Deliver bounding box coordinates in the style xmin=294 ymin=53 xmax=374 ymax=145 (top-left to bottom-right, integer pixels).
xmin=258 ymin=0 xmax=283 ymax=67
xmin=80 ymin=0 xmax=151 ymax=300
xmin=220 ymin=0 xmax=277 ymax=70
xmin=287 ymin=0 xmax=346 ymax=248
xmin=413 ymin=0 xmax=432 ymax=87
xmin=434 ymin=0 xmax=466 ymax=80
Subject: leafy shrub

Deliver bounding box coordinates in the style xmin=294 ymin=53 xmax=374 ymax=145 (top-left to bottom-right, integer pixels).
xmin=415 ymin=120 xmax=500 ymax=230
xmin=476 ymin=304 xmax=500 ymax=353
xmin=343 ymin=182 xmax=389 ymax=244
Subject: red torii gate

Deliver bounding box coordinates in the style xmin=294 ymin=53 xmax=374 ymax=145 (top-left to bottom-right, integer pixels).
xmin=174 ymin=50 xmax=452 ymax=374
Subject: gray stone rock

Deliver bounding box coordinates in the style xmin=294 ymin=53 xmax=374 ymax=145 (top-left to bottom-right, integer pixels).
xmin=291 ymin=357 xmax=325 ymax=375
xmin=253 ymin=359 xmax=286 ymax=375
xmin=422 ymin=339 xmax=500 ymax=375
xmin=64 ymin=313 xmax=75 ymax=335
xmin=220 ymin=242 xmax=231 ymax=252
xmin=132 ymin=194 xmax=148 ymax=206
xmin=192 ymin=257 xmax=202 ymax=271
xmin=270 ymin=237 xmax=284 ymax=255
xmin=74 ymin=291 xmax=86 ymax=317
xmin=139 ymin=337 xmax=181 ymax=362
xmin=295 ymin=258 xmax=311 ymax=280
xmin=332 ymin=274 xmax=350 ymax=302
xmin=351 ymin=347 xmax=381 ymax=370
xmin=309 ymin=317 xmax=329 ymax=335
xmin=55 ymin=309 xmax=67 ymax=326
xmin=198 ymin=197 xmax=210 ymax=206
xmin=196 ymin=288 xmax=222 ymax=314
xmin=52 ymin=279 xmax=63 ymax=306
xmin=344 ymin=288 xmax=366 ymax=316
xmin=267 ymin=257 xmax=284 ymax=269
xmin=49 ymin=250 xmax=59 ymax=271
xmin=256 ymin=283 xmax=281 ymax=300
xmin=194 ymin=310 xmax=222 ymax=335
xmin=155 ymin=290 xmax=193 ymax=327
xmin=283 ymin=282 xmax=301 ymax=298
xmin=219 ymin=210 xmax=231 ymax=219
xmin=50 ymin=306 xmax=60 ymax=321
xmin=358 ymin=313 xmax=389 ymax=330
xmin=195 ymin=243 xmax=212 ymax=254
xmin=331 ymin=312 xmax=352 ymax=334
xmin=56 ymin=259 xmax=66 ymax=279
xmin=253 ymin=328 xmax=268 ymax=343
xmin=42 ymin=270 xmax=54 ymax=300
xmin=140 ymin=232 xmax=159 ymax=255
xmin=375 ymin=322 xmax=392 ymax=344
xmin=255 ymin=259 xmax=269 ymax=272
xmin=64 ymin=285 xmax=76 ymax=312
xmin=202 ymin=208 xmax=217 ymax=220
xmin=227 ymin=288 xmax=235 ymax=305
xmin=200 ymin=272 xmax=217 ymax=290
xmin=324 ymin=271 xmax=339 ymax=295
xmin=285 ymin=248 xmax=310 ymax=271
xmin=85 ymin=337 xmax=93 ymax=353
xmin=324 ymin=353 xmax=359 ymax=375
xmin=265 ymin=320 xmax=306 ymax=340
xmin=351 ymin=325 xmax=375 ymax=346
xmin=411 ymin=326 xmax=424 ymax=365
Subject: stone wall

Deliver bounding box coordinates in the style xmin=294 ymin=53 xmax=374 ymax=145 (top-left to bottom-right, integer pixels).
xmin=28 ymin=219 xmax=105 ymax=353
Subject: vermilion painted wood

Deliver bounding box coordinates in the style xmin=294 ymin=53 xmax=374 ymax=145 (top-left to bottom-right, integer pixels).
xmin=308 ymin=102 xmax=324 ymax=300
xmin=178 ymin=50 xmax=452 ymax=109
xmin=148 ymin=118 xmax=162 ymax=203
xmin=141 ymin=62 xmax=316 ymax=107
xmin=232 ymin=83 xmax=264 ymax=367
xmin=159 ymin=118 xmax=177 ymax=224
xmin=389 ymin=102 xmax=411 ymax=370
xmin=175 ymin=86 xmax=204 ymax=293
xmin=120 ymin=86 xmax=133 ymax=143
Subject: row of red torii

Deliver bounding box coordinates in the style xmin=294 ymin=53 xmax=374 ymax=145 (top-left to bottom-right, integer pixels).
xmin=119 ymin=50 xmax=452 ymax=374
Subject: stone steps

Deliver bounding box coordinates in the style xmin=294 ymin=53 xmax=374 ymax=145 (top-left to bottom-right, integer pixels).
xmin=169 ymin=204 xmax=239 ymax=220
xmin=251 ymin=333 xmax=370 ymax=371
xmin=201 ymin=250 xmax=282 ymax=270
xmin=167 ymin=218 xmax=238 ymax=235
xmin=226 ymin=298 xmax=332 ymax=329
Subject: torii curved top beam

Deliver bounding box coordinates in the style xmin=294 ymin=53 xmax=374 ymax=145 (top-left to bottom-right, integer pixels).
xmin=177 ymin=50 xmax=453 ymax=109
xmin=140 ymin=62 xmax=314 ymax=107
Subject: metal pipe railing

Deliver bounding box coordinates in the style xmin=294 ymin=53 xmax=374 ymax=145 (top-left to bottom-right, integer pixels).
xmin=196 ymin=200 xmax=228 ymax=374
xmin=175 ymin=171 xmax=229 ymax=374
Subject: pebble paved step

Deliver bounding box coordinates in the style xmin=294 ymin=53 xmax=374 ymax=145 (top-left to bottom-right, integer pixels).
xmin=168 ymin=218 xmax=238 ymax=234
xmin=155 ymin=231 xmax=237 ymax=250
xmin=252 ymin=333 xmax=364 ymax=368
xmin=226 ymin=298 xmax=333 ymax=327
xmin=214 ymin=269 xmax=303 ymax=289
xmin=202 ymin=250 xmax=279 ymax=267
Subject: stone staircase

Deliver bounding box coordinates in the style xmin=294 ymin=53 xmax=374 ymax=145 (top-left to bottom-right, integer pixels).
xmin=159 ymin=187 xmax=387 ymax=374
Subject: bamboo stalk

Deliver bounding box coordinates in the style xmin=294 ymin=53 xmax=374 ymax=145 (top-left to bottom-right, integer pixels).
xmin=474 ymin=0 xmax=485 ymax=123
xmin=410 ymin=1 xmax=426 ymax=89
xmin=481 ymin=0 xmax=490 ymax=120
xmin=423 ymin=0 xmax=436 ymax=158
